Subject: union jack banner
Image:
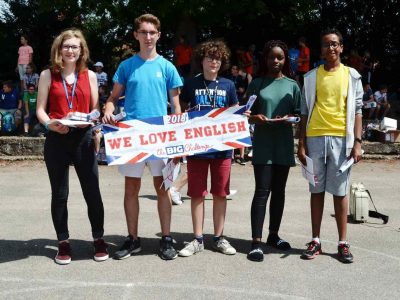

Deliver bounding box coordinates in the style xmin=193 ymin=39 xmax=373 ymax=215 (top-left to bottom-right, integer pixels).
xmin=103 ymin=105 xmax=252 ymax=166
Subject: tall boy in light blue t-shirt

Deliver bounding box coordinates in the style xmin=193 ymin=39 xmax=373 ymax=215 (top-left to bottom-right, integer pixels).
xmin=103 ymin=14 xmax=182 ymax=261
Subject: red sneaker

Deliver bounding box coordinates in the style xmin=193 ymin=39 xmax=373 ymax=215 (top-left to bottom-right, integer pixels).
xmin=94 ymin=239 xmax=109 ymax=262
xmin=55 ymin=241 xmax=71 ymax=265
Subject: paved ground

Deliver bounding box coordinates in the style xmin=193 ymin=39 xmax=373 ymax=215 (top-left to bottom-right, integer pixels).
xmin=0 ymin=160 xmax=399 ymax=299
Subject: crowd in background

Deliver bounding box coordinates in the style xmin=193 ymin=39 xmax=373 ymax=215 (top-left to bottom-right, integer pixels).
xmin=1 ymin=33 xmax=399 ymax=138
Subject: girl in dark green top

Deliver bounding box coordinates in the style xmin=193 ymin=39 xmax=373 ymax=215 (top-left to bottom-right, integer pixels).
xmin=246 ymin=40 xmax=301 ymax=262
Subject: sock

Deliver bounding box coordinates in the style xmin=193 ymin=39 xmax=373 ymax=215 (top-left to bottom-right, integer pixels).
xmin=195 ymin=235 xmax=204 ymax=244
xmin=312 ymin=237 xmax=320 ymax=244
xmin=338 ymin=240 xmax=347 ymax=245
xmin=213 ymin=236 xmax=220 ymax=242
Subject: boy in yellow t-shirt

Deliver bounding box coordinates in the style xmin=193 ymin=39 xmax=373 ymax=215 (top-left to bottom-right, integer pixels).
xmin=297 ymin=29 xmax=363 ymax=264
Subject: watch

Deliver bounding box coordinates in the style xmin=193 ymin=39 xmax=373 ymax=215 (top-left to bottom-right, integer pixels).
xmin=354 ymin=137 xmax=362 ymax=144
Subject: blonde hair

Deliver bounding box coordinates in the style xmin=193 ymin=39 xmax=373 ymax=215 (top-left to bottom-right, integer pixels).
xmin=50 ymin=28 xmax=90 ymax=73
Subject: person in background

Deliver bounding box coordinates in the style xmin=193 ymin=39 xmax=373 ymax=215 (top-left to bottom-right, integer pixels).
xmin=174 ymin=35 xmax=193 ymax=78
xmin=17 ymin=35 xmax=33 ymax=92
xmin=246 ymin=40 xmax=301 ymax=262
xmin=36 ymin=28 xmax=107 ymax=265
xmin=374 ymin=84 xmax=390 ymax=120
xmin=93 ymin=61 xmax=108 ymax=87
xmin=22 ymin=63 xmax=39 ymax=91
xmin=362 ymin=82 xmax=377 ymax=120
xmin=0 ymin=80 xmax=22 ymax=133
xmin=296 ymin=36 xmax=310 ymax=87
xmin=23 ymin=83 xmax=38 ymax=135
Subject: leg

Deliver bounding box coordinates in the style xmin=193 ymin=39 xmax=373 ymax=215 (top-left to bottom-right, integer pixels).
xmin=251 ymin=165 xmax=272 ymax=242
xmin=187 ymin=158 xmax=209 ymax=236
xmin=311 ymin=192 xmax=325 ymax=238
xmin=212 ymin=195 xmax=226 ymax=236
xmin=153 ymin=175 xmax=171 ymax=236
xmin=44 ymin=133 xmax=71 ymax=241
xmin=333 ymin=195 xmax=348 ymax=241
xmin=191 ymin=196 xmax=205 ymax=237
xmin=72 ymin=130 xmax=104 ymax=239
xmin=210 ymin=158 xmax=231 ymax=236
xmin=124 ymin=177 xmax=141 ymax=238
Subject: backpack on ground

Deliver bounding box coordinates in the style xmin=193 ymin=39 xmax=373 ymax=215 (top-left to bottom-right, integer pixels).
xmin=0 ymin=111 xmax=17 ymax=134
xmin=349 ymin=182 xmax=388 ymax=224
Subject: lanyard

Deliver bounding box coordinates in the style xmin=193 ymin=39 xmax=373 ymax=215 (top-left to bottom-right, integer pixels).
xmin=203 ymin=78 xmax=219 ymax=108
xmin=61 ymin=73 xmax=78 ymax=111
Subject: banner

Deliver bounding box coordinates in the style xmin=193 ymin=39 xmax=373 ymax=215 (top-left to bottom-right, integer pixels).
xmin=103 ymin=105 xmax=252 ymax=166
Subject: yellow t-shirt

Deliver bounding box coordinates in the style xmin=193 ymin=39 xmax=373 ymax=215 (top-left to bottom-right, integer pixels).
xmin=307 ymin=64 xmax=349 ymax=137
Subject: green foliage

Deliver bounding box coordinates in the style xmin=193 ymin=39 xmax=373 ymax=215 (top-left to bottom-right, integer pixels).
xmin=0 ymin=0 xmax=398 ymax=85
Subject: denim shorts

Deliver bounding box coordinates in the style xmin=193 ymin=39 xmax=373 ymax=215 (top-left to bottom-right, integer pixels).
xmin=306 ymin=136 xmax=350 ymax=196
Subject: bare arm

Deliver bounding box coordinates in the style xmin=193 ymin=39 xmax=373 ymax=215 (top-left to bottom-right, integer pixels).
xmin=169 ymin=88 xmax=181 ymax=114
xmin=296 ymin=115 xmax=308 ymax=166
xmin=102 ymin=82 xmax=124 ymax=124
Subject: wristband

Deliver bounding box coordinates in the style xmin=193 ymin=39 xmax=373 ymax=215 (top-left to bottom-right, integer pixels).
xmin=44 ymin=120 xmax=51 ymax=130
xmin=354 ymin=137 xmax=362 ymax=144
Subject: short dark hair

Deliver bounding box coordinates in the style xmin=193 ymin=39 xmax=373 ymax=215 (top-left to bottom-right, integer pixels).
xmin=379 ymin=84 xmax=387 ymax=90
xmin=27 ymin=83 xmax=35 ymax=89
xmin=257 ymin=40 xmax=293 ymax=78
xmin=321 ymin=28 xmax=343 ymax=44
xmin=2 ymin=80 xmax=13 ymax=89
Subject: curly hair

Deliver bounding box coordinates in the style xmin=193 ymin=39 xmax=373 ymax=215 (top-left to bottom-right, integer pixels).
xmin=257 ymin=40 xmax=293 ymax=78
xmin=194 ymin=39 xmax=231 ymax=73
xmin=50 ymin=28 xmax=90 ymax=73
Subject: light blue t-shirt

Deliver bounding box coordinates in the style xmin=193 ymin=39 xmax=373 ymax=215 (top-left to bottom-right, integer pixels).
xmin=113 ymin=54 xmax=183 ymax=120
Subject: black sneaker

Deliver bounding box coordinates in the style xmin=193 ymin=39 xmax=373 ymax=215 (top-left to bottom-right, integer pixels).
xmin=266 ymin=234 xmax=291 ymax=250
xmin=337 ymin=243 xmax=354 ymax=263
xmin=247 ymin=242 xmax=264 ymax=262
xmin=301 ymin=241 xmax=322 ymax=260
xmin=114 ymin=236 xmax=142 ymax=260
xmin=159 ymin=235 xmax=177 ymax=260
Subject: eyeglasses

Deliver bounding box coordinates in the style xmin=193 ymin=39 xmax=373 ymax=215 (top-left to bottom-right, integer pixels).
xmin=205 ymin=57 xmax=221 ymax=64
xmin=62 ymin=45 xmax=81 ymax=51
xmin=137 ymin=30 xmax=159 ymax=37
xmin=322 ymin=41 xmax=341 ymax=49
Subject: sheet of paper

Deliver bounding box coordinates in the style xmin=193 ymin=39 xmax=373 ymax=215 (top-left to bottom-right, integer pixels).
xmin=58 ymin=119 xmax=93 ymax=127
xmin=161 ymin=160 xmax=181 ymax=190
xmin=266 ymin=116 xmax=300 ymax=123
xmin=245 ymin=95 xmax=257 ymax=110
xmin=301 ymin=155 xmax=317 ymax=186
xmin=336 ymin=157 xmax=354 ymax=176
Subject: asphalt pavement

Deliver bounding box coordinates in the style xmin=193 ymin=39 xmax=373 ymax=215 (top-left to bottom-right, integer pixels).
xmin=0 ymin=159 xmax=399 ymax=299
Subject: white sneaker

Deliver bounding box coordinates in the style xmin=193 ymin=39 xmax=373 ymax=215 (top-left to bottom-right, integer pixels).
xmin=227 ymin=189 xmax=237 ymax=199
xmin=213 ymin=237 xmax=236 ymax=255
xmin=179 ymin=239 xmax=204 ymax=257
xmin=170 ymin=187 xmax=182 ymax=205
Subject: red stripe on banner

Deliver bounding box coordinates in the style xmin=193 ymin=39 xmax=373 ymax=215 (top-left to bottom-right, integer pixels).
xmin=118 ymin=122 xmax=133 ymax=129
xmin=224 ymin=141 xmax=245 ymax=148
xmin=127 ymin=152 xmax=148 ymax=164
xmin=208 ymin=107 xmax=228 ymax=118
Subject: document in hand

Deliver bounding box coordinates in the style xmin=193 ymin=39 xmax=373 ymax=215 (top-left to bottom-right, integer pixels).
xmin=161 ymin=160 xmax=181 ymax=189
xmin=301 ymin=155 xmax=317 ymax=186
